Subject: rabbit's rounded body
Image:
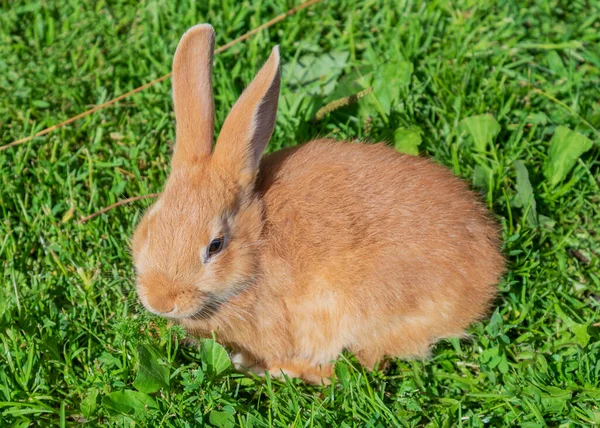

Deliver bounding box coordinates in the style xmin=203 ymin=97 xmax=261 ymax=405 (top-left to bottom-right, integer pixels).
xmin=132 ymin=25 xmax=504 ymax=384
xmin=179 ymin=139 xmax=503 ymax=382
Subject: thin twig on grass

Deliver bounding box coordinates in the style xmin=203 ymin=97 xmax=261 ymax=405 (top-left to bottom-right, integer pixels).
xmin=9 ymin=0 xmax=324 ymax=223
xmin=0 ymin=0 xmax=323 ymax=153
xmin=78 ymin=193 xmax=161 ymax=224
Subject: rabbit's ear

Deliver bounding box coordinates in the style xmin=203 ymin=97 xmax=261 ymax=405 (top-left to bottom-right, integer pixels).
xmin=213 ymin=46 xmax=280 ymax=186
xmin=171 ymin=24 xmax=215 ymax=166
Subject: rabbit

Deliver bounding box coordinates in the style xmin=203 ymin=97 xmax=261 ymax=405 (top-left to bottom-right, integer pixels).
xmin=131 ymin=24 xmax=505 ymax=385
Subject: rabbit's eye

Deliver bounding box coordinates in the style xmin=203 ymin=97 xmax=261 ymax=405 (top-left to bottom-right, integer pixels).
xmin=208 ymin=237 xmax=225 ymax=256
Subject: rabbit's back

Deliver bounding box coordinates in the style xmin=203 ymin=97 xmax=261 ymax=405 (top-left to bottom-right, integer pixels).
xmin=256 ymin=139 xmax=503 ymax=363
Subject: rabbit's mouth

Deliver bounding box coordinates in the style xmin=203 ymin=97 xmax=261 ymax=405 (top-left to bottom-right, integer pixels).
xmin=188 ymin=293 xmax=223 ymax=321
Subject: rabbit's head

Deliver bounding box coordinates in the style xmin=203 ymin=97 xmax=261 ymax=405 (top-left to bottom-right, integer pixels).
xmin=132 ymin=25 xmax=280 ymax=319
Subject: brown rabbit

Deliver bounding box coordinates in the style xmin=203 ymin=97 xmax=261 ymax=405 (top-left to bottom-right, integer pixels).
xmin=131 ymin=24 xmax=504 ymax=384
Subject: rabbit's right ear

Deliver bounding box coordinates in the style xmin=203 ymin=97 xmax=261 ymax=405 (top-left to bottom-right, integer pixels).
xmin=171 ymin=24 xmax=215 ymax=167
xmin=212 ymin=46 xmax=280 ymax=187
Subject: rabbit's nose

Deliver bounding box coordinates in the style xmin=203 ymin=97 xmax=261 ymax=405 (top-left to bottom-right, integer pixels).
xmin=146 ymin=291 xmax=176 ymax=314
xmin=137 ymin=271 xmax=179 ymax=315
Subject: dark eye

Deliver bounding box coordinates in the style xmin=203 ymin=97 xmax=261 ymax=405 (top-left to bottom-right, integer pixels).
xmin=208 ymin=237 xmax=225 ymax=256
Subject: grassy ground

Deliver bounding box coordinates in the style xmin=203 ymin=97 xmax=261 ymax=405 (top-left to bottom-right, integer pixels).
xmin=1 ymin=0 xmax=600 ymax=426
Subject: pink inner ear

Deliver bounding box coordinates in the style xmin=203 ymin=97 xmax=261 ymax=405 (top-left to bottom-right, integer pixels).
xmin=212 ymin=46 xmax=281 ymax=180
xmin=248 ymin=62 xmax=280 ymax=167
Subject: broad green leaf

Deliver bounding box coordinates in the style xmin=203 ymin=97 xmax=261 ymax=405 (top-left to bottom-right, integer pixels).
xmin=80 ymin=388 xmax=98 ymax=419
xmin=473 ymin=165 xmax=494 ymax=192
xmin=481 ymin=365 xmax=497 ymax=384
xmin=545 ymin=51 xmax=566 ymax=75
xmin=449 ymin=338 xmax=462 ymax=354
xmin=472 ymin=164 xmax=492 ymax=192
xmin=571 ymin=324 xmax=591 ymax=348
xmin=535 ymin=353 xmax=549 ymax=374
xmin=539 ymin=386 xmax=571 ymax=414
xmin=372 ymin=60 xmax=413 ymax=113
xmin=335 ymin=362 xmax=351 ymax=387
xmin=359 ymin=59 xmax=413 ymax=117
xmin=526 ymin=112 xmax=548 ymax=125
xmin=538 ymin=214 xmax=556 ymax=230
xmin=554 ymin=303 xmax=590 ymax=347
xmin=209 ymin=406 xmax=236 ymax=428
xmin=514 ymin=161 xmax=538 ymax=227
xmin=480 ymin=347 xmax=499 ymax=365
xmin=524 ymin=399 xmax=546 ymax=425
xmin=590 ymin=111 xmax=600 ymax=127
xmin=486 ymin=308 xmax=503 ymax=338
xmin=283 ymin=51 xmax=349 ymax=96
xmin=541 ymin=397 xmax=567 ymax=414
xmin=324 ymin=65 xmax=374 ymax=103
xmin=102 ymin=390 xmax=158 ymax=420
xmin=543 ymin=126 xmax=593 ymax=187
xmin=32 ymin=100 xmax=50 ymax=109
xmin=460 ymin=114 xmax=501 ymax=152
xmin=497 ymin=353 xmax=509 ymax=374
xmin=582 ymin=389 xmax=600 ymax=399
xmin=394 ymin=127 xmax=422 ymax=155
xmin=98 ymin=352 xmax=122 ymax=370
xmin=541 ymin=385 xmax=572 ymax=400
xmin=133 ymin=344 xmax=170 ymax=393
xmin=235 ymin=377 xmax=254 ymax=387
xmin=199 ymin=339 xmax=231 ymax=379
xmin=61 ymin=206 xmax=75 ymax=223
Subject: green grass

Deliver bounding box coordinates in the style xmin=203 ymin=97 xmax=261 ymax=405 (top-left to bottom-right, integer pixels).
xmin=1 ymin=0 xmax=600 ymax=426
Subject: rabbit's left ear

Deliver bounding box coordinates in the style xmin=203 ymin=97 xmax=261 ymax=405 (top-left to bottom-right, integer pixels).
xmin=171 ymin=24 xmax=215 ymax=167
xmin=213 ymin=46 xmax=280 ymax=186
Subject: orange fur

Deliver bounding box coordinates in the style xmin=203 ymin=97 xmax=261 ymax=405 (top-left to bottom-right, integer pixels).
xmin=131 ymin=25 xmax=504 ymax=384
